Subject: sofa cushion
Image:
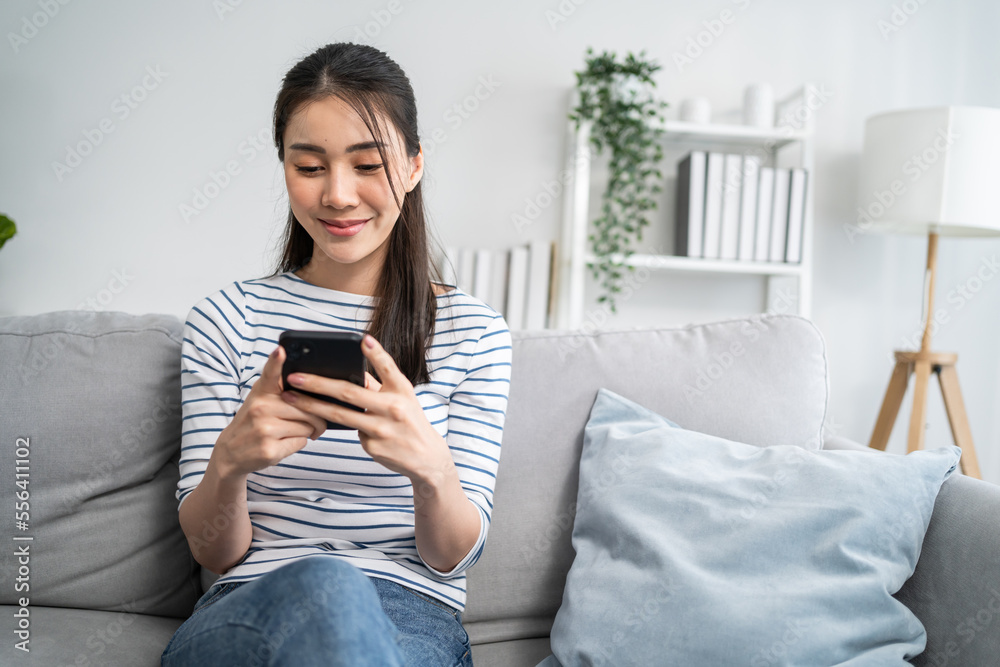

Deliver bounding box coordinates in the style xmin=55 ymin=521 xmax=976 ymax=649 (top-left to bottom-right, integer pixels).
xmin=0 ymin=604 xmax=184 ymax=666
xmin=471 ymin=636 xmax=553 ymax=667
xmin=0 ymin=311 xmax=201 ymax=618
xmin=539 ymin=388 xmax=959 ymax=666
xmin=465 ymin=314 xmax=829 ymax=629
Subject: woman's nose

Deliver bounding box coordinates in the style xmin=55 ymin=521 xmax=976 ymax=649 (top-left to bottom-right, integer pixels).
xmin=321 ymin=168 xmax=360 ymax=209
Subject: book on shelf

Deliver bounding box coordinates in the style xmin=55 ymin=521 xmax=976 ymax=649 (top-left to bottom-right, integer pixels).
xmin=768 ymin=168 xmax=791 ymax=263
xmin=472 ymin=249 xmax=493 ymax=303
xmin=458 ymin=247 xmax=476 ymax=293
xmin=719 ymin=153 xmax=743 ymax=261
xmin=524 ymin=239 xmax=553 ymax=330
xmin=441 ymin=246 xmax=459 ymax=288
xmin=489 ymin=248 xmax=509 ymax=316
xmin=436 ymin=241 xmax=554 ymax=330
xmin=754 ymin=167 xmax=775 ymax=262
xmin=701 ymin=152 xmax=725 ymax=259
xmin=785 ymin=168 xmax=809 ymax=264
xmin=737 ymin=155 xmax=761 ymax=261
xmin=546 ymin=241 xmax=559 ymax=331
xmin=674 ymin=151 xmax=706 ymax=258
xmin=505 ymin=245 xmax=529 ymax=330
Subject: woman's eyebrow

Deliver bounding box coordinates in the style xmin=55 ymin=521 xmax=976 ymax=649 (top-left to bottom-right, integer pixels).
xmin=288 ymin=141 xmax=384 ymax=155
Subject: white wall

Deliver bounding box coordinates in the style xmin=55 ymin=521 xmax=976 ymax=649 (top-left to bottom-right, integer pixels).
xmin=2 ymin=0 xmax=999 ymax=481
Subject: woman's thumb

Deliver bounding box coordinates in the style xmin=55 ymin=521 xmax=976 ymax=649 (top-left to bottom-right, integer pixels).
xmin=257 ymin=345 xmax=285 ymax=394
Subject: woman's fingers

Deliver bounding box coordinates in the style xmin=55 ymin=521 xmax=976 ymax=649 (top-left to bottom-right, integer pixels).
xmin=284 ymin=374 xmax=379 ymax=411
xmin=282 ymin=388 xmax=378 ymax=433
xmin=360 ymin=334 xmax=409 ymax=393
xmin=267 ymin=396 xmax=328 ymax=441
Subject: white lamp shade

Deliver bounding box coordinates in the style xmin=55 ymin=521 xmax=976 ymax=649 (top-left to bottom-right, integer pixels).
xmin=857 ymin=106 xmax=1000 ymax=237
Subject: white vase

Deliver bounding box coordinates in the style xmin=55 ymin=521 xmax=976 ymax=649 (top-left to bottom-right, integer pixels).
xmin=743 ymin=83 xmax=775 ymax=128
xmin=679 ymin=97 xmax=711 ymax=124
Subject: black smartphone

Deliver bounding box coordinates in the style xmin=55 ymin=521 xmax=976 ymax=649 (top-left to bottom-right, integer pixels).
xmin=279 ymin=330 xmax=368 ymax=430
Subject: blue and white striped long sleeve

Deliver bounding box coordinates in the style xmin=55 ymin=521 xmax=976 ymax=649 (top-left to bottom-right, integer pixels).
xmin=421 ymin=313 xmax=511 ymax=579
xmin=177 ymin=286 xmax=247 ymax=509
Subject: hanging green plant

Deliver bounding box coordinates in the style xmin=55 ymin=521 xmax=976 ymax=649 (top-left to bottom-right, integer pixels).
xmin=569 ymin=47 xmax=667 ymax=313
xmin=0 ymin=214 xmax=16 ymax=251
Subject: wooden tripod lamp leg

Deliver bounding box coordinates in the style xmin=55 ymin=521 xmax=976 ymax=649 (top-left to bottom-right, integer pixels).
xmin=906 ymin=232 xmax=937 ymax=455
xmin=937 ymin=364 xmax=982 ymax=479
xmin=906 ymin=359 xmax=933 ymax=453
xmin=869 ymin=360 xmax=912 ymax=451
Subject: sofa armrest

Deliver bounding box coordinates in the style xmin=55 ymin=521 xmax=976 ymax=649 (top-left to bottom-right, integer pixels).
xmin=899 ymin=472 xmax=1000 ymax=666
xmin=824 ymin=434 xmax=1000 ymax=665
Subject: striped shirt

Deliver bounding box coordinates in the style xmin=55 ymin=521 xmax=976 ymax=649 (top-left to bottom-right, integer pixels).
xmin=176 ymin=270 xmax=512 ymax=611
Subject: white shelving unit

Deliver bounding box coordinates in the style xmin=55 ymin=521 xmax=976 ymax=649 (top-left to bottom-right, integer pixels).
xmin=554 ymin=85 xmax=817 ymax=330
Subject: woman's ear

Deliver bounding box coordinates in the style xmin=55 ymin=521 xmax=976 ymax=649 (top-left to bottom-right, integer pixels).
xmin=405 ymin=145 xmax=424 ymax=193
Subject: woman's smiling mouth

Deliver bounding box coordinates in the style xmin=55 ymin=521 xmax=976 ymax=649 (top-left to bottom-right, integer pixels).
xmin=320 ymin=218 xmax=369 ymax=236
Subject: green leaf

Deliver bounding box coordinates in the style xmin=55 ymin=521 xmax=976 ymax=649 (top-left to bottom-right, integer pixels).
xmin=0 ymin=214 xmax=17 ymax=251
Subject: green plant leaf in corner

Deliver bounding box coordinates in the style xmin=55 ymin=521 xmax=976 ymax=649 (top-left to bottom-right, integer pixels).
xmin=0 ymin=214 xmax=16 ymax=251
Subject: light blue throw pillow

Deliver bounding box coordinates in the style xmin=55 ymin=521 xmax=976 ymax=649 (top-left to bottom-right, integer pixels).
xmin=538 ymin=388 xmax=960 ymax=667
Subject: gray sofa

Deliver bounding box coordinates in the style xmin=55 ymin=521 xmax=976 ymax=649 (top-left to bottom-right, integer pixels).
xmin=2 ymin=310 xmax=998 ymax=666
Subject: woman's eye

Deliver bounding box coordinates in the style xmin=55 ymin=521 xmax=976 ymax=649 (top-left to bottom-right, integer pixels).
xmin=293 ymin=164 xmax=382 ymax=174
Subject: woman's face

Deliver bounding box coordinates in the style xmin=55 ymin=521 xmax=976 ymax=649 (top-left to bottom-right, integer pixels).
xmin=283 ymin=95 xmax=422 ymax=293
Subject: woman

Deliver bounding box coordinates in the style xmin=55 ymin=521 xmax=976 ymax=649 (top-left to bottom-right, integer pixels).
xmin=161 ymin=42 xmax=512 ymax=666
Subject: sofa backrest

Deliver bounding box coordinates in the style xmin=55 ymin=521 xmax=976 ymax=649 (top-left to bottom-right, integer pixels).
xmin=0 ymin=311 xmax=200 ymax=618
xmin=0 ymin=310 xmax=828 ymax=631
xmin=463 ymin=315 xmax=829 ymax=639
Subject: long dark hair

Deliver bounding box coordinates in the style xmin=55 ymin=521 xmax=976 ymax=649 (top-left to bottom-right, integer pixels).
xmin=268 ymin=43 xmax=443 ymax=386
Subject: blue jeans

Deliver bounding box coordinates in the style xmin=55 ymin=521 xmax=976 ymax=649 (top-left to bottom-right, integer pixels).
xmin=160 ymin=557 xmax=473 ymax=666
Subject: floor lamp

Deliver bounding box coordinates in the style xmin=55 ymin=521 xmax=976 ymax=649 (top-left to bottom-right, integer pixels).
xmin=858 ymin=106 xmax=1000 ymax=479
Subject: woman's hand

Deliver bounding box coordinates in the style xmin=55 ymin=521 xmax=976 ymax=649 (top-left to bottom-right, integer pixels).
xmin=281 ymin=333 xmax=482 ymax=572
xmin=212 ymin=345 xmax=328 ymax=480
xmin=280 ymin=334 xmax=453 ymax=485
